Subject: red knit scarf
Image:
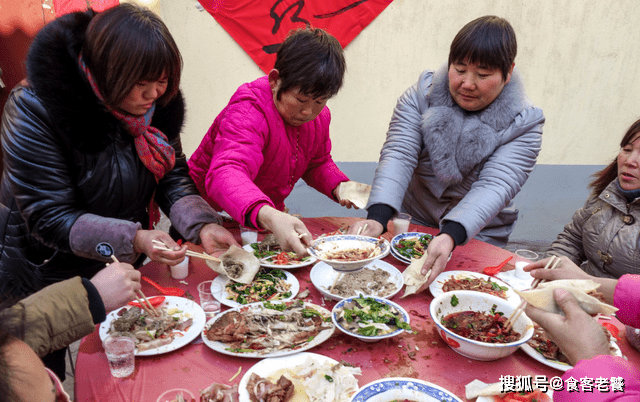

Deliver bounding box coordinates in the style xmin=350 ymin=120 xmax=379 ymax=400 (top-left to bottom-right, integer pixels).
xmin=78 ymin=55 xmax=175 ymax=181
xmin=79 ymin=56 xmax=175 ymax=228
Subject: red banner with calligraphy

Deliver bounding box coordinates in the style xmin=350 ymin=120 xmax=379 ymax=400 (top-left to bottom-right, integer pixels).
xmin=197 ymin=0 xmax=393 ymax=73
xmin=53 ymin=0 xmax=119 ymax=16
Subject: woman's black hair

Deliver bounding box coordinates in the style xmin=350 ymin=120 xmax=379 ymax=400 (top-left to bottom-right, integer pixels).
xmin=82 ymin=3 xmax=182 ymax=108
xmin=273 ymin=27 xmax=346 ymax=100
xmin=0 ymin=300 xmax=26 ymax=402
xmin=448 ymin=15 xmax=517 ymax=80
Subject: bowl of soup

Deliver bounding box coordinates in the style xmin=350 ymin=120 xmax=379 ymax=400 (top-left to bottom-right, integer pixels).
xmin=430 ymin=290 xmax=534 ymax=361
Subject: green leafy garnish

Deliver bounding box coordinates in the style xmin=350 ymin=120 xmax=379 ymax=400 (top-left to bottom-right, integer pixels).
xmin=450 ymin=294 xmax=459 ymax=306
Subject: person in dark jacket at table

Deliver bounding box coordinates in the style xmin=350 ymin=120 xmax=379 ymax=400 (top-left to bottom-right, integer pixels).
xmin=0 ymin=3 xmax=237 ymax=378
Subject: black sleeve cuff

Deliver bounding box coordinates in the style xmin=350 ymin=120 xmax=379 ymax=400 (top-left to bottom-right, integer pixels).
xmin=366 ymin=204 xmax=396 ymax=233
xmin=439 ymin=221 xmax=467 ymax=247
xmin=81 ymin=278 xmax=107 ymax=324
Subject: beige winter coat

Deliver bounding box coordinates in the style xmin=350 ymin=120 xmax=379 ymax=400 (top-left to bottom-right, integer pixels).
xmin=550 ymin=181 xmax=640 ymax=279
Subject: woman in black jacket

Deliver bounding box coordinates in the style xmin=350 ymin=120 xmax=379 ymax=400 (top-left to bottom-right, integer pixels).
xmin=0 ymin=4 xmax=236 ymax=300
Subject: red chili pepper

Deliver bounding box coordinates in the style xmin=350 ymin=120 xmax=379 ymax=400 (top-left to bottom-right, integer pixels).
xmin=601 ymin=322 xmax=622 ymax=341
xmin=128 ymin=296 xmax=165 ymax=308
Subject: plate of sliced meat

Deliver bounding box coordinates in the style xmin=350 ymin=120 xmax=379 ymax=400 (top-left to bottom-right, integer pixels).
xmin=238 ymin=352 xmax=361 ymax=402
xmin=201 ymin=300 xmax=334 ymax=358
xmin=429 ymin=270 xmax=521 ymax=307
xmin=99 ymin=296 xmax=206 ymax=356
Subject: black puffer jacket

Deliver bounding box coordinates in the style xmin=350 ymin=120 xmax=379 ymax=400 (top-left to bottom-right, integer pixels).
xmin=0 ymin=10 xmax=201 ymax=298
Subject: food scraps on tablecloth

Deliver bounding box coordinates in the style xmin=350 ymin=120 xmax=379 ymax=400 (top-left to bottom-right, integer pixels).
xmin=257 ymin=357 xmax=361 ymax=402
xmin=204 ymin=300 xmax=332 ymax=354
xmin=328 ymin=266 xmax=397 ymax=298
xmin=110 ymin=306 xmax=193 ymax=351
xmin=224 ymin=268 xmax=292 ymax=304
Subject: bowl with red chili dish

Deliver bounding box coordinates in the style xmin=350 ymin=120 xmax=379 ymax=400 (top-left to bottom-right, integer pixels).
xmin=430 ymin=290 xmax=534 ymax=361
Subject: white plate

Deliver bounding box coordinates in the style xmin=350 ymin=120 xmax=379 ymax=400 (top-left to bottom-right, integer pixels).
xmin=201 ymin=301 xmax=334 ymax=358
xmin=243 ymin=244 xmax=317 ymax=269
xmin=212 ymin=269 xmax=300 ymax=308
xmin=390 ymin=232 xmax=434 ymax=263
xmin=99 ymin=296 xmax=206 ymax=356
xmin=350 ymin=377 xmax=463 ymax=402
xmin=429 ymin=270 xmax=521 ymax=307
xmin=520 ymin=338 xmax=623 ymax=372
xmin=307 ymin=235 xmax=391 ymax=273
xmin=238 ymin=352 xmax=359 ymax=402
xmin=310 ymin=260 xmax=403 ymax=301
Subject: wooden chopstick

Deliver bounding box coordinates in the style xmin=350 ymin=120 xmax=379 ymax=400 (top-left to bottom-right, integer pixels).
xmin=356 ymin=223 xmax=368 ymax=236
xmin=504 ymin=255 xmax=561 ymax=332
xmin=111 ymin=255 xmax=158 ymax=316
xmin=152 ymin=240 xmax=221 ymax=262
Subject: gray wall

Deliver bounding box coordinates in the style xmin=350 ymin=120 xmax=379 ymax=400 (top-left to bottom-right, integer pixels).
xmin=285 ymin=163 xmax=604 ymax=249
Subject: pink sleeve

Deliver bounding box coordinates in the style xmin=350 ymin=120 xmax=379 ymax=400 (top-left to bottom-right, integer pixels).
xmin=614 ymin=275 xmax=640 ymax=328
xmin=301 ymin=109 xmax=349 ymax=198
xmin=554 ymin=355 xmax=640 ymax=402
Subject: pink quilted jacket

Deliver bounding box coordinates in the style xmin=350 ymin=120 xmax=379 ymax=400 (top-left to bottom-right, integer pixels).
xmin=188 ymin=76 xmax=349 ymax=228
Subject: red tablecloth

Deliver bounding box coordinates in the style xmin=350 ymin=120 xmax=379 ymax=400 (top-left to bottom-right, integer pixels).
xmin=75 ymin=217 xmax=640 ymax=402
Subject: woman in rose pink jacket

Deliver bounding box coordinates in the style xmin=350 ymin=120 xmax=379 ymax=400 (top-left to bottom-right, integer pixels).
xmin=525 ymin=257 xmax=640 ymax=401
xmin=188 ymin=27 xmax=358 ymax=254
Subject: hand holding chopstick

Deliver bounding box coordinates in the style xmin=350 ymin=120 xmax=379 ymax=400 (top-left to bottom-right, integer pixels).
xmin=152 ymin=240 xmax=221 ymax=263
xmin=504 ymin=255 xmax=561 ymax=332
xmin=111 ymin=255 xmax=158 ymax=317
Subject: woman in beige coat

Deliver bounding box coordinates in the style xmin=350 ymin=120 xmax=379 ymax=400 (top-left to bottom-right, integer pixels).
xmin=548 ymin=118 xmax=640 ymax=278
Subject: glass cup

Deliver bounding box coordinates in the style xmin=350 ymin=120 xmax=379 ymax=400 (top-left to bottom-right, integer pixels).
xmin=102 ymin=332 xmax=136 ymax=378
xmin=392 ymin=213 xmax=412 ymax=236
xmin=514 ymin=249 xmax=540 ymax=279
xmin=240 ymin=226 xmax=259 ymax=246
xmin=156 ymin=388 xmax=196 ymax=402
xmin=169 ymin=256 xmax=189 ymax=280
xmin=198 ymin=280 xmax=222 ymax=318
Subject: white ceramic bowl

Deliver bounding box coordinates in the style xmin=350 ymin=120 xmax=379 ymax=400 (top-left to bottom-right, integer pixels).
xmin=430 ymin=290 xmax=534 ymax=361
xmin=332 ymin=295 xmax=410 ymax=342
xmin=307 ymin=235 xmax=390 ymax=273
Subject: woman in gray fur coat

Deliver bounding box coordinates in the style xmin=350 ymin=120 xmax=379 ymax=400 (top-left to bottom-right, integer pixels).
xmin=351 ymin=16 xmax=545 ymax=288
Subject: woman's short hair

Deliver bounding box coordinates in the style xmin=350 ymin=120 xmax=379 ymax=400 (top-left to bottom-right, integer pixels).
xmin=591 ymin=118 xmax=640 ymax=194
xmin=273 ymin=27 xmax=346 ymax=100
xmin=82 ymin=3 xmax=182 ymax=108
xmin=448 ymin=15 xmax=517 ymax=81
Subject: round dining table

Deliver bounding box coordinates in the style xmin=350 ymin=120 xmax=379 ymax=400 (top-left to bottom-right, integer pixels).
xmin=74 ymin=217 xmax=640 ymax=402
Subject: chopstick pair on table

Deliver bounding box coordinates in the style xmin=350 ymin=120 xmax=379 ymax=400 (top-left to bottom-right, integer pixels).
xmin=109 ymin=255 xmax=159 ymax=317
xmin=503 ymin=255 xmax=562 ymax=332
xmin=151 ymin=239 xmax=221 ymax=262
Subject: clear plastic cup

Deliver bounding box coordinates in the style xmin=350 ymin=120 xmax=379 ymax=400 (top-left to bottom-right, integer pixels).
xmin=240 ymin=226 xmax=258 ymax=246
xmin=198 ymin=280 xmax=221 ymax=318
xmin=170 ymin=256 xmax=189 ymax=280
xmin=392 ymin=213 xmax=411 ymax=236
xmin=514 ymin=249 xmax=539 ymax=279
xmin=103 ymin=332 xmax=135 ymax=378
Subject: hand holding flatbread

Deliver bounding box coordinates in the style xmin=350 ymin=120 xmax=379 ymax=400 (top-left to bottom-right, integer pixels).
xmin=515 ymin=279 xmax=618 ymax=316
xmin=205 ymin=245 xmax=260 ymax=284
xmin=401 ymin=252 xmax=429 ymax=298
xmin=337 ymin=181 xmax=371 ymax=209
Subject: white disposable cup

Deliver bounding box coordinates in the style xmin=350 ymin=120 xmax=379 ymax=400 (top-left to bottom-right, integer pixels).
xmin=240 ymin=227 xmax=258 ymax=245
xmin=103 ymin=332 xmax=135 ymax=378
xmin=198 ymin=280 xmax=221 ymax=318
xmin=170 ymin=256 xmax=189 ymax=280
xmin=392 ymin=213 xmax=412 ymax=236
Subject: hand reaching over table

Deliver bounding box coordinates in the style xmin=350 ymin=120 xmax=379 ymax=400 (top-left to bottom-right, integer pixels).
xmin=134 ymin=229 xmax=188 ymax=265
xmin=199 ymin=222 xmax=240 ymax=254
xmin=91 ymin=262 xmax=141 ymax=312
xmin=417 ymin=233 xmax=455 ymax=291
xmin=347 ymin=219 xmax=383 ymax=237
xmin=524 ymin=288 xmax=612 ymax=365
xmin=257 ymin=205 xmax=311 ymax=256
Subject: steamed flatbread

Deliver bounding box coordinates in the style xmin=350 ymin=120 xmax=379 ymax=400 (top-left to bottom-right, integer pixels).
xmin=465 ymin=380 xmax=504 ymax=399
xmin=515 ymin=279 xmax=618 ymax=316
xmin=401 ymin=253 xmax=429 ymax=298
xmin=337 ymin=182 xmax=371 ymax=209
xmin=205 ymin=245 xmax=260 ymax=284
